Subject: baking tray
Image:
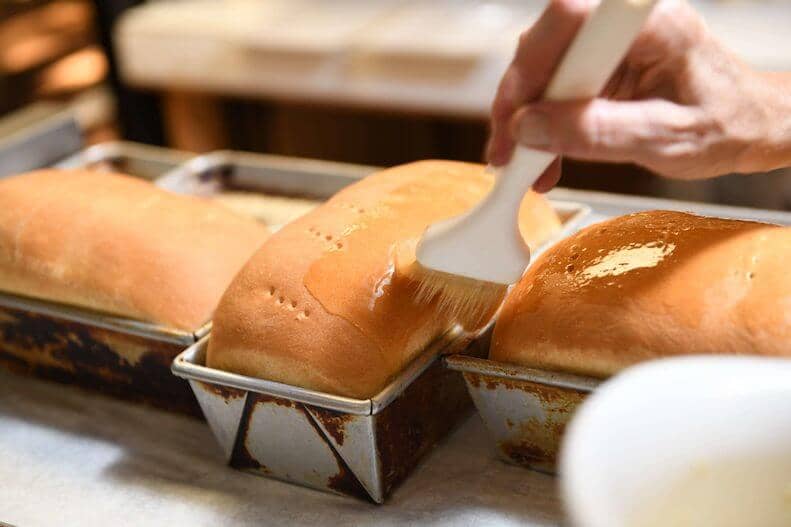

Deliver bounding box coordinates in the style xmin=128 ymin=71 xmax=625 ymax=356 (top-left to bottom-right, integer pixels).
xmin=154 ymin=150 xmax=376 ymax=229
xmin=445 ymin=193 xmax=791 ymax=474
xmin=54 ymin=141 xmax=191 ymax=180
xmin=172 ymin=327 xmax=490 ymax=503
xmin=155 ymin=150 xmax=590 ymax=236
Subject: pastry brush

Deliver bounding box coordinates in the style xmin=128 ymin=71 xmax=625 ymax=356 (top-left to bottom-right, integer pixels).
xmin=403 ymin=0 xmax=659 ymax=323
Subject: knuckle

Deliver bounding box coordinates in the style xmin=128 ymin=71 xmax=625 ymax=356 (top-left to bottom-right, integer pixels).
xmin=572 ymin=104 xmax=605 ymax=155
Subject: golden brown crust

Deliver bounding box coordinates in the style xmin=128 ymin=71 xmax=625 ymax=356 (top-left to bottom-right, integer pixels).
xmin=0 ymin=169 xmax=270 ymax=330
xmin=491 ymin=210 xmax=791 ymax=376
xmin=208 ymin=160 xmax=562 ymax=398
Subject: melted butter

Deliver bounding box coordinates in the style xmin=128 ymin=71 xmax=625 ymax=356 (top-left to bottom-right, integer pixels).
xmin=504 ymin=210 xmax=786 ymax=368
xmin=579 ymin=242 xmax=676 ymax=282
xmin=369 ymin=253 xmax=396 ymax=311
xmin=302 ymin=170 xmax=493 ymax=360
xmin=627 ymin=455 xmax=791 ymax=527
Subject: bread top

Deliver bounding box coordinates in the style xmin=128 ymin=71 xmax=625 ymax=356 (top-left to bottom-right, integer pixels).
xmin=208 ymin=160 xmax=562 ymax=398
xmin=491 ymin=210 xmax=791 ymax=377
xmin=0 ymin=169 xmax=270 ymax=330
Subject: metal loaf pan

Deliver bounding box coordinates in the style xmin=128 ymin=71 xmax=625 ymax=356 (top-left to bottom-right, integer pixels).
xmin=445 ymin=194 xmax=791 ymax=475
xmin=0 ymin=142 xmax=215 ymax=415
xmin=445 ymin=355 xmax=598 ymax=474
xmin=54 ymin=141 xmax=191 ymax=180
xmin=172 ymin=329 xmax=490 ymax=503
xmin=0 ymin=291 xmax=210 ymax=416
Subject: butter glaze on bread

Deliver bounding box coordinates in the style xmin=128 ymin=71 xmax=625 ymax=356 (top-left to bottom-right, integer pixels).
xmin=0 ymin=170 xmax=270 ymax=330
xmin=208 ymin=160 xmax=562 ymax=398
xmin=491 ymin=210 xmax=791 ymax=376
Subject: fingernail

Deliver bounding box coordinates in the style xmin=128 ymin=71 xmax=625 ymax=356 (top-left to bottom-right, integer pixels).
xmin=514 ymin=109 xmax=550 ymax=147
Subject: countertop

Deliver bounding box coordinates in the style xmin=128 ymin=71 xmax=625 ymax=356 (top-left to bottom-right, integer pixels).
xmin=0 ymin=370 xmax=563 ymax=527
xmin=114 ymin=0 xmax=791 ymax=118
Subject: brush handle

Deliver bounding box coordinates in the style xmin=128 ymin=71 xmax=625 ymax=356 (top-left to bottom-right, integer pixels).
xmin=498 ymin=0 xmax=659 ymax=239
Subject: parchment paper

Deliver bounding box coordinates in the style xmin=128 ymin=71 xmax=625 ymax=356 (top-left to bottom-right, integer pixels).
xmin=0 ymin=370 xmax=564 ymax=526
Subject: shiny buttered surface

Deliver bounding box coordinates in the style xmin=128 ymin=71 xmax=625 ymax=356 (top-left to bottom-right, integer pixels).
xmin=207 ymin=160 xmax=562 ymax=399
xmin=492 ymin=210 xmax=791 ymax=376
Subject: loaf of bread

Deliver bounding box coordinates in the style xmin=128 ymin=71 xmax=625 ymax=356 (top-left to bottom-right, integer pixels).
xmin=491 ymin=210 xmax=791 ymax=376
xmin=0 ymin=170 xmax=270 ymax=330
xmin=208 ymin=160 xmax=562 ymax=398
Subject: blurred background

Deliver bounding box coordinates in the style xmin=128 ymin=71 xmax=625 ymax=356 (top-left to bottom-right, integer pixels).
xmin=1 ymin=0 xmax=790 ymax=209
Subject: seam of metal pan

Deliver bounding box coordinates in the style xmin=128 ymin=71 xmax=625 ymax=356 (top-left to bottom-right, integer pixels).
xmin=0 ymin=291 xmax=197 ymax=345
xmin=548 ymin=187 xmax=791 ymax=225
xmin=444 ymin=355 xmax=599 ymax=392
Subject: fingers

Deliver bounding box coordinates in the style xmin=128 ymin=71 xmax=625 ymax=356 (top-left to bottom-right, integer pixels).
xmin=532 ymin=158 xmax=562 ymax=193
xmin=487 ymin=0 xmax=594 ymax=166
xmin=510 ymin=98 xmax=708 ymax=168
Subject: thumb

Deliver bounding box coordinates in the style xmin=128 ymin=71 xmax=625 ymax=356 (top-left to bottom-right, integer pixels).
xmin=510 ymin=98 xmax=705 ymax=165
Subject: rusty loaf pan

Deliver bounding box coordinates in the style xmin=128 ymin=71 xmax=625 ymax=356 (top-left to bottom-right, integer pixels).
xmin=445 ymin=355 xmax=599 ymax=474
xmin=54 ymin=141 xmax=192 ymax=180
xmin=0 ymin=290 xmax=210 ymax=416
xmin=172 ymin=328 xmax=491 ymax=503
xmin=1 ymin=141 xmax=204 ymax=415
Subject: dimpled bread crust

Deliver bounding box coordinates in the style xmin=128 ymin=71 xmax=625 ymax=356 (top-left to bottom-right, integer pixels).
xmin=208 ymin=160 xmax=563 ymax=398
xmin=0 ymin=169 xmax=270 ymax=330
xmin=491 ymin=210 xmax=791 ymax=377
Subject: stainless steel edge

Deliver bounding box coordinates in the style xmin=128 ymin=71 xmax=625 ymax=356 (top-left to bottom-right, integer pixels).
xmin=155 ymin=150 xmax=375 ymax=198
xmin=0 ymin=107 xmax=82 ymax=177
xmin=547 ymin=187 xmax=791 ymax=225
xmin=53 ymin=141 xmax=193 ymax=177
xmin=0 ymin=291 xmax=197 ymax=346
xmin=444 ymin=355 xmax=599 ymax=393
xmin=193 ymin=321 xmax=212 ymax=341
xmin=173 ymin=328 xmax=475 ymax=416
xmin=216 ymin=150 xmax=377 ymax=180
xmin=172 ymin=337 xmax=373 ymax=415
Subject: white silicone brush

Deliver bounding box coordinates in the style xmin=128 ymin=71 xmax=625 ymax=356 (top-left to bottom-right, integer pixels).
xmin=406 ymin=0 xmax=659 ymax=323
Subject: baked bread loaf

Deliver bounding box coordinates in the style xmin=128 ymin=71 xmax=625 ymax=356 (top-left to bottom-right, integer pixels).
xmin=0 ymin=169 xmax=270 ymax=330
xmin=491 ymin=210 xmax=791 ymax=376
xmin=208 ymin=160 xmax=562 ymax=398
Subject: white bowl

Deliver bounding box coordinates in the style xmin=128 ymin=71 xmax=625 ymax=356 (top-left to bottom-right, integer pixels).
xmin=560 ymin=356 xmax=791 ymax=527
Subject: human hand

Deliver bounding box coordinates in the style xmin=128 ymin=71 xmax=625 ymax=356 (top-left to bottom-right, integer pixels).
xmin=487 ymin=0 xmax=791 ymax=192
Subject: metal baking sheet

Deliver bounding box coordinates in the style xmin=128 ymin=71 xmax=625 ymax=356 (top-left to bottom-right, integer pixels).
xmin=154 ymin=151 xmax=592 ymax=235
xmin=154 ymin=150 xmax=376 ymax=230
xmin=447 ymin=192 xmax=791 ymax=474
xmin=172 ymin=328 xmax=489 ymax=503
xmin=54 ymin=141 xmax=192 ymax=180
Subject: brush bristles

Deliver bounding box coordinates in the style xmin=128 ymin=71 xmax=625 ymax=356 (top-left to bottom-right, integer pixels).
xmin=413 ymin=269 xmax=508 ymax=327
xmin=394 ymin=239 xmax=508 ymax=326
